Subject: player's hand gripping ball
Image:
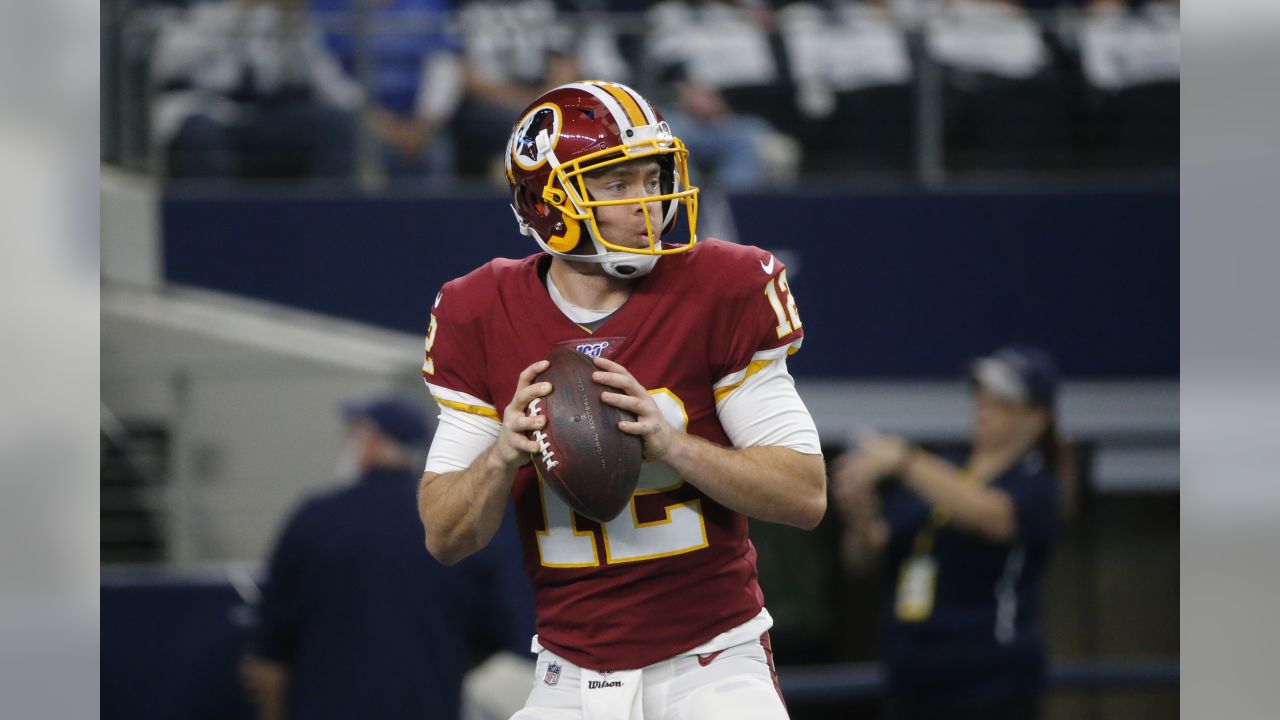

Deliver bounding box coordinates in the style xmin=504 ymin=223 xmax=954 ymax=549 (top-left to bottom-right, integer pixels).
xmin=527 ymin=346 xmax=643 ymax=522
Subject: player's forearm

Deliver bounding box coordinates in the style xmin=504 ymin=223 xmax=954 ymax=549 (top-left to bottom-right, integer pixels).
xmin=900 ymin=451 xmax=1016 ymax=541
xmin=662 ymin=437 xmax=826 ymax=529
xmin=418 ymin=446 xmax=517 ymax=565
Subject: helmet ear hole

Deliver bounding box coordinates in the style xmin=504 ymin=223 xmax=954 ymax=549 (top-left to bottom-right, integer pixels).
xmin=515 ymin=185 xmax=540 ymax=215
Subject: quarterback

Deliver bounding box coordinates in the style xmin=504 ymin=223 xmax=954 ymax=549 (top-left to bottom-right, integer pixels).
xmin=418 ymin=81 xmax=826 ymax=720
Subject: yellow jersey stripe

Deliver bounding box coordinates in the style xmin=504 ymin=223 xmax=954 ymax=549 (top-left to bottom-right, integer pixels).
xmin=434 ymin=397 xmax=500 ymax=421
xmin=597 ymin=82 xmax=647 ymax=127
xmin=713 ymin=358 xmax=775 ymax=404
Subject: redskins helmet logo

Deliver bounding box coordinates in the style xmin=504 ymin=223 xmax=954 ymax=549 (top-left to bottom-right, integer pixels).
xmin=511 ymin=103 xmax=562 ymax=171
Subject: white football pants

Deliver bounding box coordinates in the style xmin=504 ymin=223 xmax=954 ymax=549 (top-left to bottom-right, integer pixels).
xmin=509 ymin=634 xmax=789 ymax=720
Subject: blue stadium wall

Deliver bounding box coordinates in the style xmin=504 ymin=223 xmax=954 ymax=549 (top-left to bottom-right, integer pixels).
xmin=163 ymin=187 xmax=1177 ymax=378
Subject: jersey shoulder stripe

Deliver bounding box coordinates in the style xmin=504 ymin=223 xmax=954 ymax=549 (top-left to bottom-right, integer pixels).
xmin=425 ymin=383 xmax=500 ymax=421
xmin=713 ymin=338 xmax=803 ymax=404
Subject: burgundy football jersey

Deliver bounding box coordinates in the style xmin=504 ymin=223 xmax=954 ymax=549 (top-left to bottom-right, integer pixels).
xmin=423 ymin=239 xmax=805 ymax=670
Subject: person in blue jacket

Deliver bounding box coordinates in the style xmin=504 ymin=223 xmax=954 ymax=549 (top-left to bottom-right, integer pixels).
xmin=310 ymin=0 xmax=464 ymax=179
xmin=834 ymin=345 xmax=1071 ymax=720
xmin=241 ymin=394 xmax=534 ymax=720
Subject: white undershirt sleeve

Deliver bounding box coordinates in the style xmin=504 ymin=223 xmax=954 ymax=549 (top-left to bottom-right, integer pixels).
xmin=424 ymin=404 xmax=501 ymax=474
xmin=715 ymin=353 xmax=823 ymax=454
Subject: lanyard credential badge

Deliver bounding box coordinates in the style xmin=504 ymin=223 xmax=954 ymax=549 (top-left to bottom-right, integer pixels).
xmin=895 ymin=553 xmax=938 ymax=622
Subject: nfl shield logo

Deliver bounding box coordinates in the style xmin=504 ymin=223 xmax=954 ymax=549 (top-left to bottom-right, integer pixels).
xmin=544 ymin=662 xmax=561 ymax=686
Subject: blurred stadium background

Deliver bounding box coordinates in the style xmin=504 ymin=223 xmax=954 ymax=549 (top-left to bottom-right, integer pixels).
xmin=100 ymin=0 xmax=1178 ymax=718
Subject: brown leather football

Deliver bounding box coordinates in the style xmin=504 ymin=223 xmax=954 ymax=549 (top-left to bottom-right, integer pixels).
xmin=527 ymin=346 xmax=643 ymax=523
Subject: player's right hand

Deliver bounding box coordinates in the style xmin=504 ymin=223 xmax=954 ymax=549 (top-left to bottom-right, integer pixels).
xmin=495 ymin=360 xmax=553 ymax=469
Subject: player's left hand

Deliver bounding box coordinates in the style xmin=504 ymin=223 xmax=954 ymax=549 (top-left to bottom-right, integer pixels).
xmin=592 ymin=356 xmax=683 ymax=462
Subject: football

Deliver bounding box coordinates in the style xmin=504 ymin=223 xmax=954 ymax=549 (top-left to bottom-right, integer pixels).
xmin=527 ymin=346 xmax=643 ymax=523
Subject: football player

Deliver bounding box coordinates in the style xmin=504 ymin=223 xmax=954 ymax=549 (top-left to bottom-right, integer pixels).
xmin=418 ymin=80 xmax=826 ymax=720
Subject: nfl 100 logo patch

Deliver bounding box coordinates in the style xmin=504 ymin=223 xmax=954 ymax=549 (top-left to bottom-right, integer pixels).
xmin=575 ymin=341 xmax=610 ymax=358
xmin=544 ymin=661 xmax=562 ymax=686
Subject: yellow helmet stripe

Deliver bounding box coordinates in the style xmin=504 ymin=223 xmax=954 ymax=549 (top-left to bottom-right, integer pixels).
xmin=594 ymin=82 xmax=648 ymax=127
xmin=563 ymin=81 xmax=633 ymax=132
xmin=616 ymin=82 xmax=658 ymax=125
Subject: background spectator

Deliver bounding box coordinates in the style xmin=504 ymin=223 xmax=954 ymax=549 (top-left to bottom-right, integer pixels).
xmin=1079 ymin=0 xmax=1179 ymax=169
xmin=240 ymin=395 xmax=534 ymax=720
xmin=150 ymin=0 xmax=363 ymax=181
xmin=924 ymin=0 xmax=1072 ymax=172
xmin=777 ymin=0 xmax=914 ymax=176
xmin=640 ymin=0 xmax=799 ymax=189
xmin=451 ymin=0 xmax=579 ymax=179
xmin=834 ymin=345 xmax=1073 ymax=720
xmin=310 ymin=0 xmax=464 ymax=182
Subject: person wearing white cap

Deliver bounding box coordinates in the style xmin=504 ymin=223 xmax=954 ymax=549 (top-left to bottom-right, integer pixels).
xmin=832 ymin=345 xmax=1072 ymax=720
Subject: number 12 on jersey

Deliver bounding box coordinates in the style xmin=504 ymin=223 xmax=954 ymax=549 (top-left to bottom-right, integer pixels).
xmin=535 ymin=390 xmax=709 ymax=568
xmin=764 ymin=270 xmax=802 ymax=338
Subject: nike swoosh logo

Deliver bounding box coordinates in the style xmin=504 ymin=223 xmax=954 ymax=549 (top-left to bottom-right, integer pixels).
xmin=760 ymin=255 xmax=775 ymax=275
xmin=696 ymin=650 xmax=725 ymax=667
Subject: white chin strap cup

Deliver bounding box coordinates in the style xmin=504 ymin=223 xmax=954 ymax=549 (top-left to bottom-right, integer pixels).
xmin=602 ymin=255 xmax=659 ymax=279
